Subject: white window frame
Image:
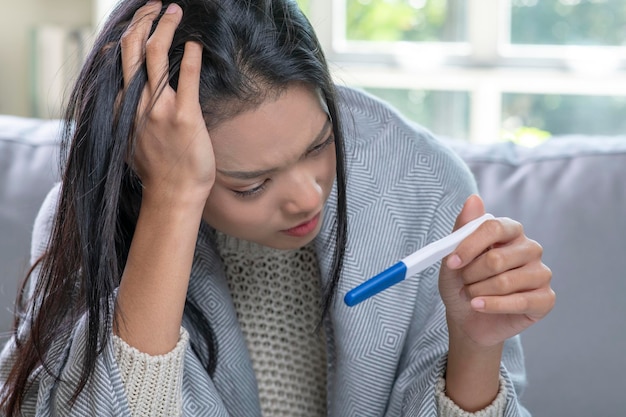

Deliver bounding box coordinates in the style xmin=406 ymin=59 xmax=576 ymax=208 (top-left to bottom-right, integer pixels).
xmin=308 ymin=0 xmax=626 ymax=143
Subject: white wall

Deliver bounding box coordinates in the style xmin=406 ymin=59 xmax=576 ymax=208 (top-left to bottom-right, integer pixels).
xmin=93 ymin=0 xmax=120 ymax=32
xmin=0 ymin=0 xmax=92 ymax=117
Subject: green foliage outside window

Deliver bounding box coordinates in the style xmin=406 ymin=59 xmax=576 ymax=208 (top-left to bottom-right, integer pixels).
xmin=511 ymin=0 xmax=626 ymax=46
xmin=363 ymin=87 xmax=469 ymax=141
xmin=295 ymin=0 xmax=626 ymax=141
xmin=346 ymin=0 xmax=464 ymax=42
xmin=503 ymin=94 xmax=626 ymax=137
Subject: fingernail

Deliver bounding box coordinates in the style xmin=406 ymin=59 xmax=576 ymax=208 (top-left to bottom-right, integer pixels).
xmin=166 ymin=3 xmax=180 ymax=13
xmin=447 ymin=254 xmax=462 ymax=269
xmin=471 ymin=298 xmax=486 ymax=310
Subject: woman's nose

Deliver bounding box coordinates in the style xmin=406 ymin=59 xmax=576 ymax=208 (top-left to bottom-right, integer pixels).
xmin=281 ymin=170 xmax=322 ymax=215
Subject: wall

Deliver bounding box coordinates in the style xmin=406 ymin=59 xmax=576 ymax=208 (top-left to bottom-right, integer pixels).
xmin=0 ymin=0 xmax=93 ymax=117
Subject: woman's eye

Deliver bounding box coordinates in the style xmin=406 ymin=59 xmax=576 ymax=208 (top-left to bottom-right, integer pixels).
xmin=232 ymin=181 xmax=268 ymax=199
xmin=308 ymin=135 xmax=335 ymax=156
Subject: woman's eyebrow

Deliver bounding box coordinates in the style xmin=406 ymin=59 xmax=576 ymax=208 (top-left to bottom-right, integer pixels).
xmin=218 ymin=166 xmax=279 ymax=181
xmin=217 ymin=119 xmax=332 ymax=180
xmin=305 ymin=119 xmax=333 ymax=150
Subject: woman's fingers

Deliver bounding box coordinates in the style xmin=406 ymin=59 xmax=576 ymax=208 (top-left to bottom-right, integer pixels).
xmin=120 ymin=1 xmax=184 ymax=92
xmin=470 ymin=286 xmax=556 ymax=319
xmin=450 ymin=218 xmax=525 ymax=269
xmin=176 ymin=41 xmax=203 ymax=110
xmin=145 ymin=3 xmax=183 ymax=91
xmin=465 ymin=261 xmax=552 ymax=299
xmin=460 ymin=237 xmax=543 ymax=285
xmin=121 ymin=1 xmax=163 ymax=87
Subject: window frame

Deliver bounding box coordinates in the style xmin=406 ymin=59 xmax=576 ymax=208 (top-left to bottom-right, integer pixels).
xmin=308 ymin=0 xmax=626 ymax=143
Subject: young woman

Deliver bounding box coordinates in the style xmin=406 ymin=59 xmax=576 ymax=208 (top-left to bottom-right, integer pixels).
xmin=0 ymin=0 xmax=554 ymax=416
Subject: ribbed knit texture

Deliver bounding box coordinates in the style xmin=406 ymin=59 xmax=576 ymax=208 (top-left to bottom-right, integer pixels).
xmin=215 ymin=232 xmax=328 ymax=417
xmin=437 ymin=376 xmax=507 ymax=417
xmin=113 ymin=328 xmax=189 ymax=417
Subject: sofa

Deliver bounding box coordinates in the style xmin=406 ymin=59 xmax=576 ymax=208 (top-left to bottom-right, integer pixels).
xmin=1 ymin=113 xmax=625 ymax=416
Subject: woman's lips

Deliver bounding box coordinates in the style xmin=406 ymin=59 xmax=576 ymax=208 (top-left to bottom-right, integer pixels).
xmin=282 ymin=213 xmax=321 ymax=237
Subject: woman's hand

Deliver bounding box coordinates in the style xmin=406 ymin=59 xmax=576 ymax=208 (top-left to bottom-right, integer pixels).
xmin=438 ymin=195 xmax=555 ymax=411
xmin=439 ymin=195 xmax=555 ymax=348
xmin=121 ymin=1 xmax=214 ymax=207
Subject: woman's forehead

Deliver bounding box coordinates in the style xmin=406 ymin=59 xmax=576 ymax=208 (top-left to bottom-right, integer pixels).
xmin=209 ymin=85 xmax=330 ymax=172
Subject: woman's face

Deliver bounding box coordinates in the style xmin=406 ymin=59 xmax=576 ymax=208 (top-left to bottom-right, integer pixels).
xmin=202 ymin=83 xmax=337 ymax=250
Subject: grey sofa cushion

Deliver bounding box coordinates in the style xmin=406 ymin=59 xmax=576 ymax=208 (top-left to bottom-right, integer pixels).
xmin=449 ymin=137 xmax=626 ymax=416
xmin=0 ymin=116 xmax=61 ymax=337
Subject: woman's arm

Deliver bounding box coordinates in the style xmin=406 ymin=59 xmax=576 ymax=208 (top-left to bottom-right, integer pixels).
xmin=439 ymin=195 xmax=555 ymax=411
xmin=114 ymin=1 xmax=215 ymax=355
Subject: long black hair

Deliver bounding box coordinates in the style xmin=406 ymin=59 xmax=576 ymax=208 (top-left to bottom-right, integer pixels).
xmin=0 ymin=0 xmax=347 ymax=414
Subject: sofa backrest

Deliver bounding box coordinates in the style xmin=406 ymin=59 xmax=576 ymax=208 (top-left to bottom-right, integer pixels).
xmin=0 ymin=116 xmax=61 ymax=337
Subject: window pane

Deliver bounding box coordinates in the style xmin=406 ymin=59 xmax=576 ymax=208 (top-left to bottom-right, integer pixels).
xmin=346 ymin=0 xmax=467 ymax=42
xmin=502 ymin=93 xmax=626 ymax=138
xmin=364 ymin=88 xmax=470 ymax=140
xmin=511 ymin=0 xmax=626 ymax=46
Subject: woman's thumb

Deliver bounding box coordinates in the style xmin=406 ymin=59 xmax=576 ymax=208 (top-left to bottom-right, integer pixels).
xmin=452 ymin=194 xmax=486 ymax=232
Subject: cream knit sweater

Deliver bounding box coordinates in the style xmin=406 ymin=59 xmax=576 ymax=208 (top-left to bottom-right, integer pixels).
xmin=113 ymin=234 xmax=507 ymax=417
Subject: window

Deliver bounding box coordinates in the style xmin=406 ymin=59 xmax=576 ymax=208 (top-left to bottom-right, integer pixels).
xmin=345 ymin=0 xmax=466 ymax=43
xmin=300 ymin=0 xmax=626 ymax=143
xmin=510 ymin=0 xmax=626 ymax=46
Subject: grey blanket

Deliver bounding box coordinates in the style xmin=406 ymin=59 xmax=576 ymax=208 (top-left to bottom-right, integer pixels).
xmin=0 ymin=86 xmax=529 ymax=416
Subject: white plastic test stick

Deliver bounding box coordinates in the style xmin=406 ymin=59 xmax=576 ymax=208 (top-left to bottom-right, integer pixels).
xmin=344 ymin=213 xmax=495 ymax=307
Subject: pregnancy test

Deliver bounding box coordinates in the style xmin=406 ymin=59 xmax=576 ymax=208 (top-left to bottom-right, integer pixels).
xmin=344 ymin=213 xmax=495 ymax=307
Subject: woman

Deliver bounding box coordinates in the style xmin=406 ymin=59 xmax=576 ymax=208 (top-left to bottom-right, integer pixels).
xmin=0 ymin=0 xmax=554 ymax=416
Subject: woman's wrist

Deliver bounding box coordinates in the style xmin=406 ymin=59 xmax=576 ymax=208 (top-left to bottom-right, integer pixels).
xmin=140 ymin=181 xmax=212 ymax=214
xmin=444 ymin=321 xmax=504 ymax=412
xmin=115 ymin=191 xmax=204 ymax=355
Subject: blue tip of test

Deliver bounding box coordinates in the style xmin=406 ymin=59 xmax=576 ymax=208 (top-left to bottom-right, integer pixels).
xmin=344 ymin=262 xmax=407 ymax=307
xmin=345 ymin=213 xmax=495 ymax=307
